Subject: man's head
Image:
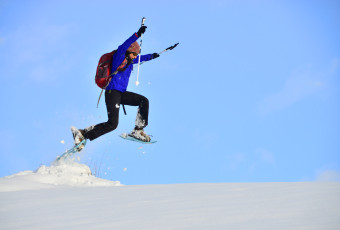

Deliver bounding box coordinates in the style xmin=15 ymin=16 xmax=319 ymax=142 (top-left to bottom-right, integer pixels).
xmin=126 ymin=41 xmax=140 ymax=60
xmin=127 ymin=52 xmax=138 ymax=60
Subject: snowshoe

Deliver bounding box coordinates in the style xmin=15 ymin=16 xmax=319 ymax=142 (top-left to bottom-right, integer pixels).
xmin=119 ymin=133 xmax=157 ymax=144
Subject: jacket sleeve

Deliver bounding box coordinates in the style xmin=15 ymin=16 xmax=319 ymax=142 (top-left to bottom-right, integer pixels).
xmin=111 ymin=33 xmax=139 ymax=72
xmin=132 ymin=54 xmax=154 ymax=64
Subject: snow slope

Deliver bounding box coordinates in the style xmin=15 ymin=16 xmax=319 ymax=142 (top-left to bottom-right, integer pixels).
xmin=1 ymin=163 xmax=339 ymax=230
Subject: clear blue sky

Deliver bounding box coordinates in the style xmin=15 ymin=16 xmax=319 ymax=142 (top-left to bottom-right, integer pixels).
xmin=0 ymin=0 xmax=339 ymax=185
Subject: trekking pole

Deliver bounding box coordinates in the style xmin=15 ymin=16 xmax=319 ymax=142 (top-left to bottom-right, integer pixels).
xmin=158 ymin=43 xmax=179 ymax=55
xmin=135 ymin=17 xmax=146 ymax=86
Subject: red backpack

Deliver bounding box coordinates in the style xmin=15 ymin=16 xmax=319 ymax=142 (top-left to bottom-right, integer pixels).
xmin=95 ymin=50 xmax=117 ymax=89
xmin=95 ymin=50 xmax=130 ymax=109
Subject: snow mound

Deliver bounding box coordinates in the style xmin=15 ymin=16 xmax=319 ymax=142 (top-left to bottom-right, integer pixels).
xmin=0 ymin=162 xmax=120 ymax=192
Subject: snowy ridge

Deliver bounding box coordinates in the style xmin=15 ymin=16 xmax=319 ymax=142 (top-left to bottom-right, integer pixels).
xmin=0 ymin=164 xmax=339 ymax=229
xmin=0 ymin=161 xmax=120 ymax=192
xmin=1 ymin=182 xmax=340 ymax=230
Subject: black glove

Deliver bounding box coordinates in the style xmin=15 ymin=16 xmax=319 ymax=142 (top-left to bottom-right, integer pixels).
xmin=152 ymin=53 xmax=160 ymax=59
xmin=137 ymin=26 xmax=147 ymax=37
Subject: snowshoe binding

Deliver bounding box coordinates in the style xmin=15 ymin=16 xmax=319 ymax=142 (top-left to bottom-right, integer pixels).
xmin=128 ymin=128 xmax=151 ymax=142
xmin=71 ymin=126 xmax=86 ymax=152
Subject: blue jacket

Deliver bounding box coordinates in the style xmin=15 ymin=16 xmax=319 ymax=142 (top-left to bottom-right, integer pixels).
xmin=106 ymin=33 xmax=154 ymax=92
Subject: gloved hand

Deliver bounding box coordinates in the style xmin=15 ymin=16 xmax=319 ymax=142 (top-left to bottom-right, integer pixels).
xmin=137 ymin=26 xmax=147 ymax=37
xmin=152 ymin=53 xmax=160 ymax=59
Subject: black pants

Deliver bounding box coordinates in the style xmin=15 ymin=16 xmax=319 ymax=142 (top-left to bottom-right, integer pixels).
xmin=84 ymin=90 xmax=149 ymax=141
